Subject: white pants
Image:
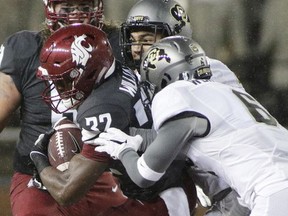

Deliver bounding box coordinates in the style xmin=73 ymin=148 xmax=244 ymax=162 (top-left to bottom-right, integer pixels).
xmin=159 ymin=187 xmax=190 ymax=216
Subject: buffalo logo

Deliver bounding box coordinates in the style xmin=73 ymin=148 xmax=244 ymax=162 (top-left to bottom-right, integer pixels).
xmin=170 ymin=4 xmax=190 ymax=34
xmin=144 ymin=47 xmax=171 ymax=70
xmin=71 ymin=34 xmax=92 ymax=70
xmin=143 ymin=47 xmax=171 ymax=88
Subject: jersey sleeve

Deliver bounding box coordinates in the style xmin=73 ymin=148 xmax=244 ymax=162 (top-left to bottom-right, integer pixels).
xmin=0 ymin=30 xmax=41 ymax=91
xmin=208 ymin=57 xmax=244 ymax=89
xmin=81 ymin=143 xmax=110 ymax=163
xmin=152 ymin=85 xmax=195 ymax=131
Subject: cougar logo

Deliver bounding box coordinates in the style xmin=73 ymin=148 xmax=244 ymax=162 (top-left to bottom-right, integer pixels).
xmin=71 ymin=35 xmax=92 ymax=68
xmin=170 ymin=4 xmax=190 ymax=33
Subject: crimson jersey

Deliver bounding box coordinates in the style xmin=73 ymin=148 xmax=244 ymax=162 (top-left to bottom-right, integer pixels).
xmin=0 ymin=29 xmax=123 ymax=175
xmin=78 ymin=62 xmax=151 ymax=137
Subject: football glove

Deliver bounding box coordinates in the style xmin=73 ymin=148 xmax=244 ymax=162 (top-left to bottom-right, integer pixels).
xmin=27 ymin=169 xmax=47 ymax=190
xmin=91 ymin=128 xmax=143 ymax=160
xmin=30 ymin=129 xmax=54 ymax=173
xmin=196 ymin=184 xmax=212 ymax=208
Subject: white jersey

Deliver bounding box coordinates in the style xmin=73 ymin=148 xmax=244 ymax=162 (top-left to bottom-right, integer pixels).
xmin=208 ymin=57 xmax=244 ymax=89
xmin=152 ymin=80 xmax=288 ymax=209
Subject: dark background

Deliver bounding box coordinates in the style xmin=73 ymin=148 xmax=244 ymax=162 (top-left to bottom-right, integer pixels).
xmin=1 ymin=0 xmax=287 ymax=215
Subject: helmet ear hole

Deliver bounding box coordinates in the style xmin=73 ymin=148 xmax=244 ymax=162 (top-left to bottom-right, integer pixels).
xmin=161 ymin=80 xmax=168 ymax=89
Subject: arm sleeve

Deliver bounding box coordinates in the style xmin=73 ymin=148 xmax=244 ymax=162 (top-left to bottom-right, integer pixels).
xmin=119 ymin=115 xmax=209 ymax=188
xmin=129 ymin=127 xmax=157 ymax=152
xmin=0 ymin=31 xmax=41 ymax=91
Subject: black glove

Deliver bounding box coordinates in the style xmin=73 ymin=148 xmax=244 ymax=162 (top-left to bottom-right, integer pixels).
xmin=30 ymin=129 xmax=55 ymax=173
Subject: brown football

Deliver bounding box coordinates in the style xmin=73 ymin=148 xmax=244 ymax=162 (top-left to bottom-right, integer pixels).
xmin=48 ymin=117 xmax=83 ymax=171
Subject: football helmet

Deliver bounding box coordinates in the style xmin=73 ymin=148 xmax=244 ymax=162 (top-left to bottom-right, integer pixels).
xmin=120 ymin=0 xmax=192 ymax=70
xmin=140 ymin=36 xmax=212 ymax=92
xmin=37 ymin=23 xmax=115 ymax=113
xmin=43 ymin=0 xmax=104 ymax=31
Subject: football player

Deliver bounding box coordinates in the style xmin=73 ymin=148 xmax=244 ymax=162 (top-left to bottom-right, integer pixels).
xmin=0 ymin=0 xmax=133 ymax=215
xmin=119 ymin=0 xmax=250 ymax=215
xmin=94 ymin=36 xmax=288 ymax=216
xmin=120 ymin=0 xmax=242 ymax=89
xmin=31 ymin=24 xmax=195 ymax=216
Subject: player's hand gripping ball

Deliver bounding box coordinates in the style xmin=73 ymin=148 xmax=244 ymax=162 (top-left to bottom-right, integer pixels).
xmin=48 ymin=117 xmax=83 ymax=171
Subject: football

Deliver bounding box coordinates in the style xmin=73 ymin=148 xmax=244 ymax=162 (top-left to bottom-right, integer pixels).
xmin=48 ymin=117 xmax=83 ymax=171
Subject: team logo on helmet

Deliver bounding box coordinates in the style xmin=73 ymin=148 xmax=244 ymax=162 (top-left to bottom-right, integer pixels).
xmin=170 ymin=4 xmax=190 ymax=34
xmin=128 ymin=15 xmax=149 ymax=23
xmin=143 ymin=47 xmax=171 ymax=89
xmin=71 ymin=35 xmax=92 ymax=70
xmin=143 ymin=47 xmax=171 ymax=70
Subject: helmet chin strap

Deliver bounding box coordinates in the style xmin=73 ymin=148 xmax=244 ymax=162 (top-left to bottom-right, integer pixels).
xmin=62 ymin=98 xmax=81 ymax=110
xmin=57 ymin=21 xmax=66 ymax=29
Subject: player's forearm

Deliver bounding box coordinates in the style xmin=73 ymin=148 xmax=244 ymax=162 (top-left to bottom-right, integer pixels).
xmin=120 ymin=119 xmax=192 ymax=188
xmin=40 ymin=167 xmax=91 ymax=206
xmin=0 ymin=72 xmax=21 ymax=132
xmin=120 ymin=149 xmax=157 ymax=188
xmin=40 ymin=154 xmax=108 ymax=206
xmin=40 ymin=166 xmax=73 ymax=204
xmin=129 ymin=127 xmax=157 ymax=152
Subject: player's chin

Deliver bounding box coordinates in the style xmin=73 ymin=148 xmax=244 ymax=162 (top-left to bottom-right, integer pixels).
xmin=132 ymin=55 xmax=141 ymax=61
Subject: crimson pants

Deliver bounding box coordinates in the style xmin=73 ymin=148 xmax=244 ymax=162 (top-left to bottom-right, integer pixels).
xmin=10 ymin=172 xmax=169 ymax=216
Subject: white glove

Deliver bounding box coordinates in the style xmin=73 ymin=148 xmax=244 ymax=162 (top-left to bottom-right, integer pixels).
xmin=92 ymin=128 xmax=143 ymax=160
xmin=196 ymin=185 xmax=212 ymax=208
